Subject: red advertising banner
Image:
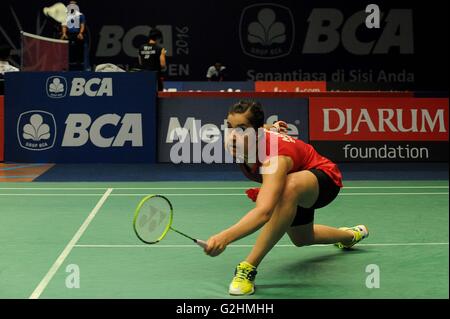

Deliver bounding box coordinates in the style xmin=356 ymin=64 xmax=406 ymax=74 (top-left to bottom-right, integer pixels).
xmin=310 ymin=98 xmax=449 ymax=141
xmin=255 ymin=81 xmax=327 ymax=92
xmin=0 ymin=95 xmax=4 ymax=161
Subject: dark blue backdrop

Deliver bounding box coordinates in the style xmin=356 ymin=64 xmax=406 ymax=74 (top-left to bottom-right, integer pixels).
xmin=0 ymin=0 xmax=448 ymax=91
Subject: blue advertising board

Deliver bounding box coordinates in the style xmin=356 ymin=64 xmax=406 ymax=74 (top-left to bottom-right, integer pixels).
xmin=4 ymin=72 xmax=157 ymax=163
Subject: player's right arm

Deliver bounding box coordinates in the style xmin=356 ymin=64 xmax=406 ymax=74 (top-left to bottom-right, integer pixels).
xmin=204 ymin=156 xmax=292 ymax=256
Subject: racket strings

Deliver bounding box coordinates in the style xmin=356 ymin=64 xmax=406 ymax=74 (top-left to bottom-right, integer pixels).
xmin=134 ymin=195 xmax=205 ymax=247
xmin=135 ymin=197 xmax=171 ymax=243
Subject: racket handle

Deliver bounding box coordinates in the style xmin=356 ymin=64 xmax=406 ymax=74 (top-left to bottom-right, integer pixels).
xmin=195 ymin=239 xmax=207 ymax=249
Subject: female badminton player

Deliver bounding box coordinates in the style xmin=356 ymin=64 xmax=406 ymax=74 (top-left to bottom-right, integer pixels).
xmin=204 ymin=100 xmax=369 ymax=295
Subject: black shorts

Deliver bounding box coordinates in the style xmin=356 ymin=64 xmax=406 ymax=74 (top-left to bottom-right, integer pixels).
xmin=290 ymin=169 xmax=341 ymax=227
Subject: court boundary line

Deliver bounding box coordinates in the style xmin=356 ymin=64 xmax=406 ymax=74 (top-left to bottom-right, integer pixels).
xmin=1 ymin=192 xmax=448 ymax=197
xmin=73 ymin=242 xmax=450 ymax=248
xmin=29 ymin=188 xmax=113 ymax=299
xmin=0 ymin=186 xmax=448 ymax=190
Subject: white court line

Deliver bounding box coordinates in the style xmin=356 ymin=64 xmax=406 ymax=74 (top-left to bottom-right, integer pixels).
xmin=0 ymin=194 xmax=106 ymax=196
xmin=29 ymin=188 xmax=113 ymax=299
xmin=74 ymin=242 xmax=449 ymax=248
xmin=108 ymin=192 xmax=450 ymax=197
xmin=344 ymin=186 xmax=448 ymax=189
xmin=338 ymin=192 xmax=449 ymax=196
xmin=0 ymin=186 xmax=447 ymax=190
xmin=0 ymin=192 xmax=448 ymax=197
xmin=0 ymin=187 xmax=110 ymax=190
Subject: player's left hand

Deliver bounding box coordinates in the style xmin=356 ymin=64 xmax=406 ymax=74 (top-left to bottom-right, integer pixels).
xmin=77 ymin=33 xmax=84 ymax=40
xmin=205 ymin=233 xmax=228 ymax=257
xmin=273 ymin=121 xmax=288 ymax=133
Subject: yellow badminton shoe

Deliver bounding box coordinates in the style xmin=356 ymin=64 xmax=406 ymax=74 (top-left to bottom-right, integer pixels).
xmin=335 ymin=225 xmax=369 ymax=249
xmin=228 ymin=261 xmax=257 ymax=296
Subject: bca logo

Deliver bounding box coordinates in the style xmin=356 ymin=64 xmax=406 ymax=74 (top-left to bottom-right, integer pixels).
xmin=46 ymin=77 xmax=113 ymax=98
xmin=46 ymin=76 xmax=67 ymax=98
xmin=62 ymin=113 xmax=142 ymax=147
xmin=240 ymin=4 xmax=295 ymax=59
xmin=70 ymin=78 xmax=113 ymax=97
xmin=17 ymin=111 xmax=57 ymax=151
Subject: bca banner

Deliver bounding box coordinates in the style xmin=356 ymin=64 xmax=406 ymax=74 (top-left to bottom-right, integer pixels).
xmin=4 ymin=72 xmax=157 ymax=163
xmin=158 ymin=97 xmax=309 ymax=163
xmin=309 ymin=97 xmax=449 ymax=162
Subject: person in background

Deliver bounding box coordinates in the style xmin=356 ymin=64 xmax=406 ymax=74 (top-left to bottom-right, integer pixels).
xmin=206 ymin=61 xmax=226 ymax=81
xmin=61 ymin=1 xmax=86 ymax=70
xmin=138 ymin=28 xmax=167 ymax=91
xmin=0 ymin=44 xmax=19 ymax=76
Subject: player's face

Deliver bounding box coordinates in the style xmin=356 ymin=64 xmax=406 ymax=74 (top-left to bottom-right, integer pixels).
xmin=225 ymin=112 xmax=257 ymax=160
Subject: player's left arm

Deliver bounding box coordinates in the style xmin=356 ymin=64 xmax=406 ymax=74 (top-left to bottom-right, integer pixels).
xmin=205 ymin=156 xmax=292 ymax=257
xmin=263 ymin=121 xmax=288 ymax=133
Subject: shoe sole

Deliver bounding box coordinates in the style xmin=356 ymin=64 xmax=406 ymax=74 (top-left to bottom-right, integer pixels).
xmin=229 ymin=287 xmax=255 ymax=296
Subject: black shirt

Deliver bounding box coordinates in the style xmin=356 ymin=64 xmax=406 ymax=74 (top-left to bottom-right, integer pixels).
xmin=138 ymin=44 xmax=163 ymax=72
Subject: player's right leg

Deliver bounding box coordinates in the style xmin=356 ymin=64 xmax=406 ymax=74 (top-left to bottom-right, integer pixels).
xmin=287 ymin=223 xmax=369 ymax=248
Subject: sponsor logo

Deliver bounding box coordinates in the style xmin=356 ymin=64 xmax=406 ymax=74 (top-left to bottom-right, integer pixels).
xmin=96 ymin=25 xmax=173 ymax=58
xmin=165 ymin=115 xmax=299 ymax=144
xmin=343 ymin=143 xmax=429 ymax=160
xmin=255 ymin=81 xmax=327 ymax=92
xmin=309 ymin=98 xmax=449 ymax=141
xmin=240 ymin=4 xmax=295 ymax=59
xmin=46 ymin=76 xmax=67 ymax=98
xmin=47 ymin=77 xmax=113 ymax=98
xmin=61 ymin=113 xmax=142 ymax=147
xmin=164 ymin=116 xmax=299 ymax=166
xmin=240 ymin=6 xmax=413 ymax=58
xmin=17 ymin=111 xmax=57 ymax=151
xmin=69 ymin=78 xmax=113 ymax=97
xmin=311 ymin=140 xmax=448 ymax=162
xmin=302 ymin=9 xmax=414 ymax=55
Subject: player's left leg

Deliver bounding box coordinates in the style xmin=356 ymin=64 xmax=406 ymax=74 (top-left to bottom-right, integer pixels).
xmin=228 ymin=191 xmax=297 ymax=295
xmin=229 ymin=170 xmax=318 ymax=295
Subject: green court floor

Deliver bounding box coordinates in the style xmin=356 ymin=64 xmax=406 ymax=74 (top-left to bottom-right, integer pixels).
xmin=0 ymin=180 xmax=448 ymax=299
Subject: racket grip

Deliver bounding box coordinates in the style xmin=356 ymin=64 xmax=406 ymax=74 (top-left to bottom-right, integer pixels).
xmin=195 ymin=239 xmax=207 ymax=249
